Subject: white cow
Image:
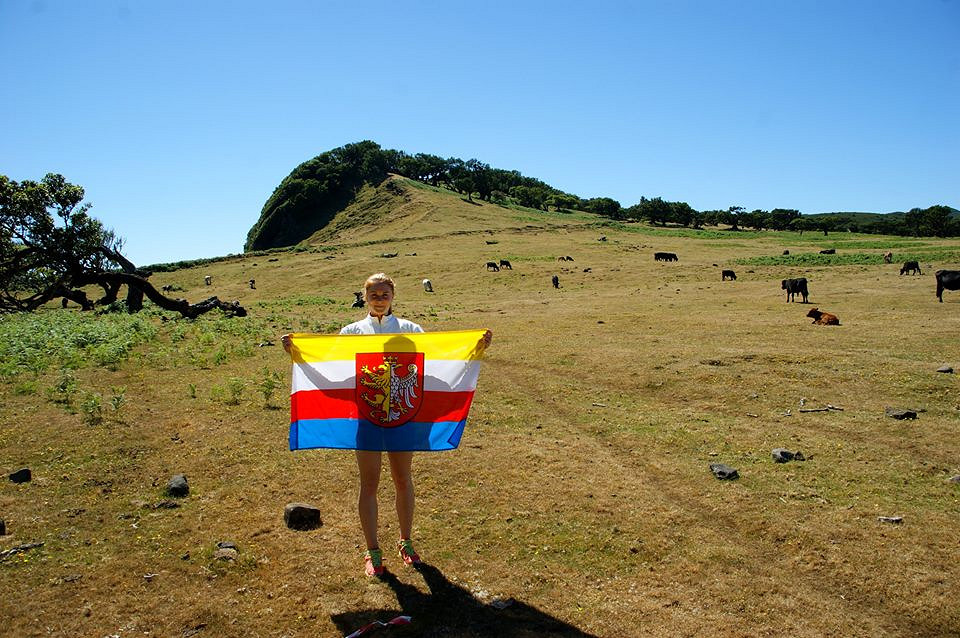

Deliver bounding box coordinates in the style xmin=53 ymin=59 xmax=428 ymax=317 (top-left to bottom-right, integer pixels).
xmin=422 ymin=279 xmax=434 ymax=293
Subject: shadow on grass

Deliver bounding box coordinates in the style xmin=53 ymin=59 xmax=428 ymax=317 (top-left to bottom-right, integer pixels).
xmin=331 ymin=562 xmax=598 ymax=637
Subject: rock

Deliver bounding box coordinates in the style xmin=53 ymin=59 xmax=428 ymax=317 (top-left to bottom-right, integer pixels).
xmin=153 ymin=500 xmax=180 ymax=509
xmin=877 ymin=516 xmax=903 ymax=524
xmin=166 ymin=474 xmax=189 ymax=497
xmin=936 ymin=365 xmax=953 ymax=374
xmin=709 ymin=463 xmax=739 ymax=480
xmin=0 ymin=519 xmax=5 ymax=535
xmin=772 ymin=449 xmax=794 ymax=463
xmin=885 ymin=407 xmax=918 ymax=420
xmin=9 ymin=468 xmax=31 ymax=483
xmin=284 ymin=503 xmax=323 ymax=531
xmin=947 ymin=476 xmax=960 ymax=484
xmin=216 ymin=540 xmax=237 ymax=550
xmin=213 ymin=547 xmax=238 ymax=561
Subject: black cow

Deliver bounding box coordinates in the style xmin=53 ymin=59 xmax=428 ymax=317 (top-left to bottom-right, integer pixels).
xmin=551 ymin=274 xmax=560 ymax=289
xmin=781 ymin=277 xmax=809 ymax=303
xmin=499 ymin=259 xmax=513 ymax=270
xmin=486 ymin=261 xmax=500 ymax=271
xmin=819 ymin=249 xmax=836 ymax=255
xmin=935 ymin=270 xmax=960 ymax=302
xmin=351 ymin=292 xmax=365 ymax=308
xmin=654 ymin=252 xmax=678 ymax=262
xmin=900 ymin=261 xmax=921 ymax=276
xmin=722 ymin=270 xmax=736 ymax=281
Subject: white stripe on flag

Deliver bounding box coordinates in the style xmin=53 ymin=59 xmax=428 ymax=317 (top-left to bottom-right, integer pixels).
xmin=291 ymin=359 xmax=482 ymax=394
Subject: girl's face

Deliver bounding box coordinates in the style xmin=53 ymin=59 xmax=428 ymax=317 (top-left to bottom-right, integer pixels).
xmin=365 ymin=282 xmax=394 ymax=317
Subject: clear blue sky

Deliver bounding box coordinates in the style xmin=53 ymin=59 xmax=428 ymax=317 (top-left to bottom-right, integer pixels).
xmin=2 ymin=0 xmax=958 ymax=266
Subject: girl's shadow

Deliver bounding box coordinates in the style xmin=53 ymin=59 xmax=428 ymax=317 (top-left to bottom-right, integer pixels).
xmin=331 ymin=562 xmax=598 ymax=637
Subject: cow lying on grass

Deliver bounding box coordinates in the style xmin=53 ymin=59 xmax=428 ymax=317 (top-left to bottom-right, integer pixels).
xmin=807 ymin=308 xmax=840 ymax=325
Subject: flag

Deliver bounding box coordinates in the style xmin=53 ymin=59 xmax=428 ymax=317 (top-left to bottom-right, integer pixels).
xmin=288 ymin=329 xmax=487 ymax=451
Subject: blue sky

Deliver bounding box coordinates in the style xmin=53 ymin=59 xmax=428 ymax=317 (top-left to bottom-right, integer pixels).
xmin=2 ymin=0 xmax=958 ymax=266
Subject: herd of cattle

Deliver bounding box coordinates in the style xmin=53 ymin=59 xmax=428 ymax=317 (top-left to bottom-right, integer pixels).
xmin=476 ymin=248 xmax=960 ymax=309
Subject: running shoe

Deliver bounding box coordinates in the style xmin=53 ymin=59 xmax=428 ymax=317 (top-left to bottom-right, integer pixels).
xmin=396 ymin=539 xmax=422 ymax=566
xmin=364 ymin=548 xmax=385 ymax=577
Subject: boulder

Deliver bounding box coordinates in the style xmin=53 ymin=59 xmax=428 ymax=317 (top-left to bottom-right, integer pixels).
xmin=936 ymin=365 xmax=953 ymax=374
xmin=884 ymin=407 xmax=918 ymax=420
xmin=709 ymin=463 xmax=739 ymax=480
xmin=9 ymin=468 xmax=31 ymax=483
xmin=284 ymin=503 xmax=323 ymax=531
xmin=166 ymin=474 xmax=189 ymax=497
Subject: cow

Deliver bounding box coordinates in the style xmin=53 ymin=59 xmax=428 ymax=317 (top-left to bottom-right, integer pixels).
xmin=486 ymin=261 xmax=500 ymax=271
xmin=807 ymin=308 xmax=840 ymax=325
xmin=204 ymin=275 xmax=212 ymax=285
xmin=782 ymin=250 xmax=790 ymax=256
xmin=422 ymin=279 xmax=433 ymax=293
xmin=351 ymin=291 xmax=365 ymax=308
xmin=162 ymin=284 xmax=173 ymax=292
xmin=781 ymin=278 xmax=809 ymax=303
xmin=654 ymin=252 xmax=678 ymax=262
xmin=900 ymin=261 xmax=921 ymax=276
xmin=819 ymin=248 xmax=836 ymax=255
xmin=249 ymin=279 xmax=256 ymax=290
xmin=722 ymin=270 xmax=737 ymax=281
xmin=935 ymin=270 xmax=960 ymax=302
xmin=552 ymin=275 xmax=560 ymax=289
xmin=499 ymin=259 xmax=513 ymax=270
xmin=598 ymin=236 xmax=607 ymax=242
xmin=882 ymin=251 xmax=893 ymax=264
xmin=557 ymin=255 xmax=574 ymax=262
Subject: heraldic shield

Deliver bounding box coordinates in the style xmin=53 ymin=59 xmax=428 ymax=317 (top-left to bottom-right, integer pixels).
xmin=355 ymin=352 xmax=425 ymax=427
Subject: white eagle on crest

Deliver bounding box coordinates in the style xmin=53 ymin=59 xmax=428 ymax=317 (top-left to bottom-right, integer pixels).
xmin=359 ymin=357 xmax=420 ymax=424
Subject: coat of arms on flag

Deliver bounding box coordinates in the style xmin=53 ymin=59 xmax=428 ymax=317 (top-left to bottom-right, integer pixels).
xmin=287 ymin=330 xmax=487 ymax=452
xmin=356 ymin=352 xmax=424 ymax=427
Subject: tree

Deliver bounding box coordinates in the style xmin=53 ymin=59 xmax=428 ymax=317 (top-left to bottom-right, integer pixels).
xmin=768 ymin=208 xmax=800 ymax=231
xmin=725 ymin=206 xmax=746 ymax=231
xmin=0 ymin=174 xmax=245 ymax=317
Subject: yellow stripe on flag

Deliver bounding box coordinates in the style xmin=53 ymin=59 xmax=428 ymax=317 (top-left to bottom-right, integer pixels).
xmin=289 ymin=329 xmax=488 ymax=363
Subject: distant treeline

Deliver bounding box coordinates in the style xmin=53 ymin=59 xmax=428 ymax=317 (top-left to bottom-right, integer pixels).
xmin=245 ymin=141 xmax=958 ymax=250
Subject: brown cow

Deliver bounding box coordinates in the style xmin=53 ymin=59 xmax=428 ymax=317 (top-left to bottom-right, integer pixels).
xmin=882 ymin=251 xmax=892 ymax=264
xmin=807 ymin=308 xmax=840 ymax=325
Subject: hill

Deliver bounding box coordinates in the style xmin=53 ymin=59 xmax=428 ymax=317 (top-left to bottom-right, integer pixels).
xmin=3 ymin=213 xmax=960 ymax=636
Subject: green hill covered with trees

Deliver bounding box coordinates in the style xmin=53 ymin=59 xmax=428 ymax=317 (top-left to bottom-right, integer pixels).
xmin=245 ymin=141 xmax=959 ymax=250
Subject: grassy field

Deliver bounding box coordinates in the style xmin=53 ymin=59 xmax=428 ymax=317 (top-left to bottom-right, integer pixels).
xmin=2 ymin=182 xmax=959 ymax=637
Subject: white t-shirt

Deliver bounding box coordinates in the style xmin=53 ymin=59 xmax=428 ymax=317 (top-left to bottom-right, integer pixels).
xmin=339 ymin=314 xmax=424 ymax=335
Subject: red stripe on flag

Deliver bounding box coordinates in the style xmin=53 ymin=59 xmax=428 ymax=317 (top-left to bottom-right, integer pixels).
xmin=291 ymin=388 xmax=475 ymax=424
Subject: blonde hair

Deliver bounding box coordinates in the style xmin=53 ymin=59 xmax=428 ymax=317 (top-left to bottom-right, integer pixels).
xmin=364 ymin=273 xmax=395 ymax=294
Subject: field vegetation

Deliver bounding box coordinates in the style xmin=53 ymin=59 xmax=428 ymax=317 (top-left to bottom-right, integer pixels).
xmin=2 ymin=181 xmax=960 ymax=637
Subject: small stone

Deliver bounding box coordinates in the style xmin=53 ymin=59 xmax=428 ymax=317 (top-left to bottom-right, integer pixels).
xmin=214 ymin=547 xmax=238 ymax=561
xmin=709 ymin=463 xmax=739 ymax=480
xmin=9 ymin=468 xmax=31 ymax=483
xmin=0 ymin=520 xmax=5 ymax=535
xmin=489 ymin=597 xmax=515 ymax=610
xmin=216 ymin=540 xmax=237 ymax=550
xmin=772 ymin=449 xmax=795 ymax=463
xmin=947 ymin=476 xmax=960 ymax=484
xmin=936 ymin=365 xmax=953 ymax=373
xmin=885 ymin=407 xmax=918 ymax=420
xmin=284 ymin=503 xmax=323 ymax=531
xmin=877 ymin=516 xmax=903 ymax=524
xmin=153 ymin=500 xmax=180 ymax=509
xmin=166 ymin=474 xmax=189 ymax=497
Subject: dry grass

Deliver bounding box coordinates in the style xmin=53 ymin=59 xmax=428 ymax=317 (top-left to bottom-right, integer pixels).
xmin=2 ymin=184 xmax=959 ymax=637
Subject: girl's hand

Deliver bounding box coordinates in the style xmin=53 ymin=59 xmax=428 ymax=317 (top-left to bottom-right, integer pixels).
xmin=281 ymin=334 xmax=292 ymax=354
xmin=479 ymin=330 xmax=493 ymax=350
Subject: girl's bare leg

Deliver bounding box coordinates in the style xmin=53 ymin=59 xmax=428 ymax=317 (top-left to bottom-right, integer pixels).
xmin=356 ymin=450 xmax=382 ymax=550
